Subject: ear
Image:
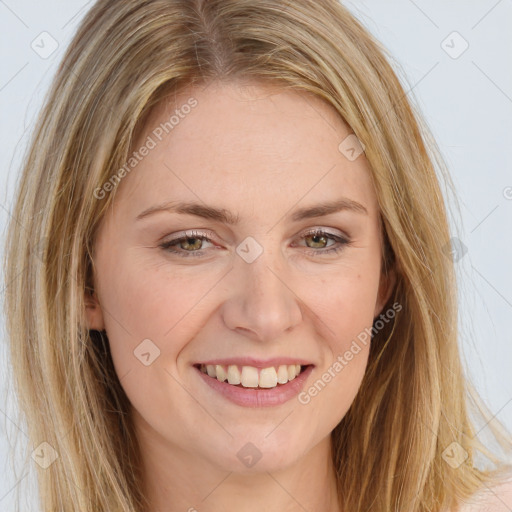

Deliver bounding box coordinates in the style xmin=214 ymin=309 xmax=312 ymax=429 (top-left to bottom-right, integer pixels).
xmin=373 ymin=265 xmax=397 ymax=319
xmin=84 ymin=288 xmax=105 ymax=331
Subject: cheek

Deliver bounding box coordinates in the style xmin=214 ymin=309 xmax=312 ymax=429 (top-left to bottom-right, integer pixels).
xmin=96 ymin=252 xmax=226 ymax=368
xmin=316 ymin=272 xmax=377 ymax=373
xmin=92 ymin=238 xmax=383 ymax=454
xmin=296 ymin=255 xmax=381 ymax=402
xmin=94 ymin=255 xmax=219 ymax=433
xmin=304 ymin=261 xmax=382 ymax=349
xmin=295 ymin=271 xmax=378 ymax=428
xmin=99 ymin=240 xmax=382 ymax=359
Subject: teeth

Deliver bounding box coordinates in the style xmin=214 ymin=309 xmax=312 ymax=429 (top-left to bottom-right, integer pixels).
xmin=241 ymin=366 xmax=259 ymax=388
xmin=200 ymin=363 xmax=305 ymax=389
xmin=227 ymin=365 xmax=241 ymax=385
xmin=215 ymin=365 xmax=227 ymax=382
xmin=259 ymin=367 xmax=278 ymax=388
xmin=277 ymin=365 xmax=289 ymax=384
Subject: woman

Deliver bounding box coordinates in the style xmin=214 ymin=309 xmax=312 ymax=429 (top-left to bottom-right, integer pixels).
xmin=4 ymin=0 xmax=512 ymax=510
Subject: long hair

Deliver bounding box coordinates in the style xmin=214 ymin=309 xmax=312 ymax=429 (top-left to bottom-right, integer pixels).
xmin=4 ymin=0 xmax=511 ymax=510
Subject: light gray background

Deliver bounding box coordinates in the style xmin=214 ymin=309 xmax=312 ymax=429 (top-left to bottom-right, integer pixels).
xmin=1 ymin=0 xmax=511 ymax=509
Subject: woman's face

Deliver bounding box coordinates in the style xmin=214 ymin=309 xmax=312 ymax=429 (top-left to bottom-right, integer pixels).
xmin=87 ymin=80 xmax=394 ymax=474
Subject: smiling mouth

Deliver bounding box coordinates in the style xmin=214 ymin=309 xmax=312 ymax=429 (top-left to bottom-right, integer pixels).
xmin=194 ymin=363 xmax=311 ymax=389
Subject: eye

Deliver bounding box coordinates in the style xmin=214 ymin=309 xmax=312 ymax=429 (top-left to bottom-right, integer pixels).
xmin=159 ymin=230 xmax=215 ymax=257
xmin=295 ymin=228 xmax=351 ymax=256
xmin=159 ymin=228 xmax=351 ymax=258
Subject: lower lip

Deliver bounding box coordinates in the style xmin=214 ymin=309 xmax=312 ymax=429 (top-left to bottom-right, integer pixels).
xmin=195 ymin=365 xmax=314 ymax=407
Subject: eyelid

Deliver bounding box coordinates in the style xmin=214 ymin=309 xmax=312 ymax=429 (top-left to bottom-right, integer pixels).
xmin=159 ymin=226 xmax=352 ymax=258
xmin=299 ymin=226 xmax=349 ymax=239
xmin=161 ymin=229 xmax=216 ymax=243
xmin=160 ymin=227 xmax=349 ymax=244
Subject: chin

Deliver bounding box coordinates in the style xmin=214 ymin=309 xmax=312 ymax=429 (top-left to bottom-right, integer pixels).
xmin=206 ymin=430 xmax=311 ymax=474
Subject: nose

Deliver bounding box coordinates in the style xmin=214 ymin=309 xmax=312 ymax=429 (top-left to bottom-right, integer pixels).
xmin=220 ymin=244 xmax=303 ymax=342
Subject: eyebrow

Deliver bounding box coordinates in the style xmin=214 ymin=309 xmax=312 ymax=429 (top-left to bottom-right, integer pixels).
xmin=135 ymin=197 xmax=368 ymax=224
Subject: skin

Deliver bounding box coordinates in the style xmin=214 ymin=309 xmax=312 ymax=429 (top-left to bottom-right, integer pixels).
xmin=86 ymin=80 xmax=395 ymax=512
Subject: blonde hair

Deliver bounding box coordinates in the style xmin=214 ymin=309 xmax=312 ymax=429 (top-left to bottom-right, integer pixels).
xmin=4 ymin=0 xmax=511 ymax=510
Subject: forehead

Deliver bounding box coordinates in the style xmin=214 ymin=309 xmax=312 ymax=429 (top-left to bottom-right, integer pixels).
xmin=112 ymin=80 xmax=378 ymax=221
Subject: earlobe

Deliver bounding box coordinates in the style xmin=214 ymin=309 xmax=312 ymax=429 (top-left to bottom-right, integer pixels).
xmin=84 ymin=289 xmax=105 ymax=331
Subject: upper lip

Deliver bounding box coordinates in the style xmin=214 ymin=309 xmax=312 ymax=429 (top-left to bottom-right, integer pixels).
xmin=195 ymin=357 xmax=315 ymax=369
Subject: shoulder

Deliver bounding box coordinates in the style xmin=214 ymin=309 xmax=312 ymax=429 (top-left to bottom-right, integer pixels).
xmin=456 ymin=474 xmax=512 ymax=512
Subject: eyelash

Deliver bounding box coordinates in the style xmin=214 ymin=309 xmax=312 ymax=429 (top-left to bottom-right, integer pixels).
xmin=159 ymin=229 xmax=351 ymax=258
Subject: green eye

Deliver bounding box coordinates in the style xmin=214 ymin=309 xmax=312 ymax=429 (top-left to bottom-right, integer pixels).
xmin=159 ymin=229 xmax=351 ymax=258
